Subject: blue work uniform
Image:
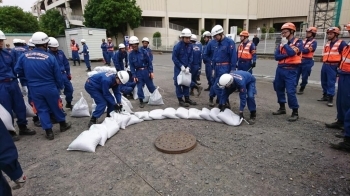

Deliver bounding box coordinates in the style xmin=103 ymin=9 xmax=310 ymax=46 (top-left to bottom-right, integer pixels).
xmin=15 ymin=48 xmax=65 ymax=130
xmin=48 ymin=50 xmax=74 ymax=103
xmin=205 ymin=37 xmax=237 ymax=101
xmin=220 ymin=70 xmax=257 ymax=112
xmin=191 ymin=42 xmax=203 ymax=88
xmin=237 ymin=41 xmax=257 ymax=74
xmin=0 ymin=49 xmax=28 ymax=127
xmin=273 ymin=37 xmax=303 ymax=109
xmin=129 ymin=48 xmax=156 ymax=100
xmin=344 ymin=108 xmax=350 ymax=138
xmin=203 ymin=40 xmax=213 ymax=87
xmin=172 ymin=41 xmax=193 ymax=98
xmin=140 ymin=47 xmax=153 ymax=62
xmin=0 ymin=119 xmax=23 ymax=196
xmin=336 ymin=43 xmax=350 ymax=123
xmin=81 ymin=44 xmax=91 ymax=69
xmin=71 ymin=42 xmax=80 ymax=64
xmin=112 ymin=50 xmax=128 ymax=71
xmin=85 ymin=72 xmax=122 ymax=118
xmin=120 ymin=82 xmax=136 ymax=95
xmin=296 ymin=38 xmax=317 ymax=87
xmin=101 ymin=42 xmax=108 ymax=63
xmin=107 ymin=42 xmax=114 ymax=64
xmin=12 ymin=46 xmax=28 ymax=64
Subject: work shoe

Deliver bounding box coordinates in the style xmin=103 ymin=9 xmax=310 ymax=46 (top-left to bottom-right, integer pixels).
xmin=139 ymin=100 xmax=145 ymax=108
xmin=185 ymin=96 xmax=197 ymax=105
xmin=190 ymin=90 xmax=195 ymax=96
xmin=197 ymin=75 xmax=200 ymax=81
xmin=317 ymin=94 xmax=328 ymax=101
xmin=288 ymin=110 xmax=299 ymax=122
xmin=327 ymin=96 xmax=333 ymax=107
xmin=209 ymin=97 xmax=215 ymax=107
xmin=18 ymin=125 xmax=36 ymax=135
xmin=45 ymin=129 xmax=54 ymax=140
xmin=178 ymin=98 xmax=189 ymax=107
xmin=272 ymin=109 xmax=286 ymax=115
xmin=34 ymin=120 xmax=41 ymax=127
xmin=65 ymin=102 xmax=73 ymax=109
xmin=325 ymin=120 xmax=344 ymax=130
xmin=297 ymin=86 xmax=305 ymax=95
xmin=196 ymin=85 xmax=203 ymax=96
xmin=249 ymin=111 xmax=256 ymax=125
xmin=330 ymin=137 xmax=350 ymax=152
xmin=9 ymin=131 xmax=19 ymax=141
xmin=88 ymin=117 xmax=97 ymax=128
xmin=204 ymin=86 xmax=211 ymax=91
xmin=59 ymin=121 xmax=72 ymax=132
xmin=86 ymin=68 xmax=92 ymax=72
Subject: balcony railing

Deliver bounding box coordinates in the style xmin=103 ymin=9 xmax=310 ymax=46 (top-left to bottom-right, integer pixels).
xmin=140 ymin=21 xmax=163 ymax=28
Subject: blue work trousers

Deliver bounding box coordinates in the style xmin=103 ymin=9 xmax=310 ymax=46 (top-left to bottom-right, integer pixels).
xmin=273 ymin=67 xmax=299 ymax=109
xmin=62 ymin=73 xmax=74 ymax=102
xmin=107 ymin=51 xmax=114 ymax=64
xmin=120 ymin=82 xmax=136 ymax=95
xmin=344 ymin=108 xmax=350 ymax=137
xmin=237 ymin=60 xmax=252 ymax=74
xmin=336 ymin=74 xmax=350 ymax=122
xmin=102 ymin=51 xmax=109 ymax=63
xmin=136 ymin=69 xmax=156 ymax=100
xmin=84 ymin=55 xmax=91 ymax=69
xmin=205 ymin=63 xmax=212 ymax=86
xmin=296 ymin=60 xmax=314 ymax=87
xmin=85 ymin=82 xmax=114 ymax=118
xmin=321 ymin=63 xmax=337 ymax=96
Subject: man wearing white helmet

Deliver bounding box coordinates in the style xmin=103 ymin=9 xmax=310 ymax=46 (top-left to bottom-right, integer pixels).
xmin=202 ymin=30 xmax=213 ymax=91
xmin=48 ymin=37 xmax=74 ymax=109
xmin=85 ymin=71 xmax=130 ymax=127
xmin=129 ymin=36 xmax=157 ymax=108
xmin=15 ymin=32 xmax=71 ymax=140
xmin=12 ymin=38 xmax=28 ymax=65
xmin=172 ymin=28 xmax=197 ymax=107
xmin=189 ymin=34 xmax=203 ymax=96
xmin=141 ymin=37 xmax=153 ymax=62
xmin=79 ymin=39 xmax=91 ymax=71
xmin=204 ymin=25 xmax=237 ymax=107
xmin=112 ymin=43 xmax=128 ymax=71
xmin=27 ymin=39 xmax=35 ymax=50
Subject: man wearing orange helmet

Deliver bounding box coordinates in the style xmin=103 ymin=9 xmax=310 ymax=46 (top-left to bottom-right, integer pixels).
xmin=237 ymin=31 xmax=257 ymax=74
xmin=318 ymin=27 xmax=347 ymax=107
xmin=296 ymin=27 xmax=318 ymax=94
xmin=272 ymin=22 xmax=303 ymax=122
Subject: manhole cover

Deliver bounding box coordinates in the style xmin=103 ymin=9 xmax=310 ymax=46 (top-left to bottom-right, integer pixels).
xmin=154 ymin=132 xmax=197 ymax=154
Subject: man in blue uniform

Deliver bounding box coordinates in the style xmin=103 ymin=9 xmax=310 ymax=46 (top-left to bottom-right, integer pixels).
xmin=79 ymin=39 xmax=91 ymax=72
xmin=106 ymin=38 xmax=114 ymax=66
xmin=70 ymin=39 xmax=80 ymax=66
xmin=101 ymin=38 xmax=108 ymax=65
xmin=48 ymin=37 xmax=74 ymax=109
xmin=202 ymin=31 xmax=212 ymax=91
xmin=12 ymin=38 xmax=27 ymax=64
xmin=237 ymin=31 xmax=257 ymax=74
xmin=0 ymin=31 xmax=36 ymax=141
xmin=172 ymin=28 xmax=197 ymax=107
xmin=129 ymin=36 xmax=157 ymax=108
xmin=218 ymin=71 xmax=257 ymax=124
xmin=15 ymin=32 xmax=71 ymax=140
xmin=204 ymin=25 xmax=237 ymax=107
xmin=189 ymin=34 xmax=203 ymax=96
xmin=113 ymin=43 xmax=128 ymax=71
xmin=85 ymin=71 xmax=130 ymax=127
xmin=141 ymin=37 xmax=153 ymax=62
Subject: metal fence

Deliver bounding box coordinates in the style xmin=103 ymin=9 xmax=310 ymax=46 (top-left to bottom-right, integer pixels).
xmin=140 ymin=21 xmax=163 ymax=28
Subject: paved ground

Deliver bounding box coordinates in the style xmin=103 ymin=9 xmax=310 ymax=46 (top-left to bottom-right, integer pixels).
xmin=10 ymin=55 xmax=350 ymax=196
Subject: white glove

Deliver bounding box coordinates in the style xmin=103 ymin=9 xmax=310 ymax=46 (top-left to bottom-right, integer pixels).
xmin=181 ymin=65 xmax=186 ymax=72
xmin=12 ymin=174 xmax=26 ymax=190
xmin=281 ymin=37 xmax=288 ymax=46
xmin=185 ymin=67 xmax=190 ymax=74
xmin=21 ymin=86 xmax=28 ymax=96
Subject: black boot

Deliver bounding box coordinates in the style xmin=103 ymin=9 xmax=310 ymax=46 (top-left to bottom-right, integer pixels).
xmin=330 ymin=137 xmax=350 ymax=152
xmin=9 ymin=131 xmax=19 ymax=141
xmin=209 ymin=97 xmax=215 ymax=107
xmin=297 ymin=86 xmax=305 ymax=95
xmin=325 ymin=120 xmax=344 ymax=130
xmin=288 ymin=109 xmax=299 ymax=122
xmin=327 ymin=96 xmax=333 ymax=107
xmin=86 ymin=68 xmax=92 ymax=72
xmin=45 ymin=129 xmax=54 ymax=140
xmin=33 ymin=115 xmax=41 ymax=127
xmin=65 ymin=101 xmax=73 ymax=109
xmin=18 ymin=124 xmax=36 ymax=135
xmin=59 ymin=121 xmax=72 ymax=132
xmin=88 ymin=117 xmax=97 ymax=128
xmin=78 ymin=61 xmax=81 ymax=66
xmin=185 ymin=96 xmax=197 ymax=105
xmin=317 ymin=93 xmax=328 ymax=101
xmin=272 ymin=103 xmax=286 ymax=115
xmin=73 ymin=62 xmax=76 ymax=66
xmin=178 ymin=98 xmax=189 ymax=107
xmin=249 ymin=111 xmax=256 ymax=125
xmin=195 ymin=84 xmax=203 ymax=96
xmin=106 ymin=113 xmax=111 ymax=118
xmin=139 ymin=99 xmax=145 ymax=108
xmin=204 ymin=86 xmax=211 ymax=91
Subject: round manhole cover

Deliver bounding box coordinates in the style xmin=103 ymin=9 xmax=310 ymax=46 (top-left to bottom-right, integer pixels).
xmin=154 ymin=132 xmax=197 ymax=154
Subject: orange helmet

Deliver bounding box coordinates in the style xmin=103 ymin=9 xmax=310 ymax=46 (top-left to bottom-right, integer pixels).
xmin=326 ymin=27 xmax=340 ymax=34
xmin=239 ymin=31 xmax=249 ymax=37
xmin=345 ymin=23 xmax=350 ymax=31
xmin=281 ymin=22 xmax=296 ymax=31
xmin=306 ymin=27 xmax=317 ymax=34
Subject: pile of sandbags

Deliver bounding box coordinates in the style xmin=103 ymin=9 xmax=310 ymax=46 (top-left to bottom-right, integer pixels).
xmin=87 ymin=66 xmax=117 ymax=77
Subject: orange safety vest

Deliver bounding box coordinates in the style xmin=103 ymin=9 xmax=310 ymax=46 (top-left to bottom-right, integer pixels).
xmin=340 ymin=44 xmax=350 ymax=72
xmin=322 ymin=40 xmax=342 ymax=63
xmin=238 ymin=41 xmax=252 ymax=60
xmin=278 ymin=38 xmax=302 ymax=65
xmin=302 ymin=39 xmax=315 ymax=58
xmin=71 ymin=43 xmax=78 ymax=51
xmin=108 ymin=43 xmax=114 ymax=51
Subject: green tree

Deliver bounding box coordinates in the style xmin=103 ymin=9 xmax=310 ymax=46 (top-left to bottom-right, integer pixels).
xmin=0 ymin=6 xmax=39 ymax=33
xmin=237 ymin=27 xmax=243 ymax=35
xmin=200 ymin=29 xmax=205 ymax=45
xmin=84 ymin=0 xmax=142 ymax=42
xmin=39 ymin=9 xmax=66 ymax=37
xmin=268 ymin=27 xmax=275 ymax=33
xmin=152 ymin=31 xmax=161 ymax=48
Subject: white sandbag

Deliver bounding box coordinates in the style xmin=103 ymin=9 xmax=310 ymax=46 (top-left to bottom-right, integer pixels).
xmin=209 ymin=108 xmax=223 ymax=123
xmin=143 ymin=86 xmax=150 ymax=103
xmin=134 ymin=111 xmax=153 ymax=120
xmin=199 ymin=108 xmax=214 ymax=121
xmin=110 ymin=111 xmax=131 ymax=129
xmin=188 ymin=108 xmax=203 ymax=120
xmin=121 ymin=96 xmax=133 ymax=113
xmin=0 ymin=104 xmax=15 ymax=131
xmin=175 ymin=107 xmax=189 ymax=119
xmin=177 ymin=71 xmax=191 ymax=87
xmin=133 ymin=86 xmax=138 ymax=100
xmin=162 ymin=107 xmax=179 ymax=119
xmin=71 ymin=92 xmax=90 ymax=117
xmin=126 ymin=115 xmax=144 ymax=126
xmin=217 ymin=109 xmax=243 ymax=126
xmin=148 ymin=87 xmax=164 ymax=105
xmin=67 ymin=131 xmax=102 ymax=152
xmin=149 ymin=109 xmax=165 ymax=120
xmin=122 ymin=96 xmax=133 ymax=109
xmin=101 ymin=117 xmax=120 ymax=138
xmin=89 ymin=124 xmax=108 ymax=146
xmin=87 ymin=71 xmax=99 ymax=78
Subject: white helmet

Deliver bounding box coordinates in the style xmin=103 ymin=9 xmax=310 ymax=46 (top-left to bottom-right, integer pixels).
xmin=117 ymin=71 xmax=130 ymax=84
xmin=129 ymin=36 xmax=139 ymax=44
xmin=211 ymin=25 xmax=224 ymax=36
xmin=218 ymin=74 xmax=233 ymax=89
xmin=202 ymin=31 xmax=211 ymax=37
xmin=48 ymin=37 xmax=59 ymax=47
xmin=13 ymin=38 xmax=21 ymax=44
xmin=142 ymin=37 xmax=149 ymax=43
xmin=31 ymin=32 xmax=49 ymax=44
xmin=118 ymin=43 xmax=125 ymax=49
xmin=81 ymin=39 xmax=86 ymax=43
xmin=190 ymin=34 xmax=197 ymax=42
xmin=28 ymin=39 xmax=35 ymax=47
xmin=180 ymin=28 xmax=192 ymax=37
xmin=20 ymin=39 xmax=26 ymax=44
xmin=0 ymin=30 xmax=6 ymax=40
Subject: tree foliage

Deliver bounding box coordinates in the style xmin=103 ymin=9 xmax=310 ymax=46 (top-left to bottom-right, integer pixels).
xmin=39 ymin=9 xmax=66 ymax=37
xmin=152 ymin=31 xmax=161 ymax=47
xmin=200 ymin=29 xmax=205 ymax=45
xmin=84 ymin=0 xmax=142 ymax=42
xmin=0 ymin=6 xmax=39 ymax=33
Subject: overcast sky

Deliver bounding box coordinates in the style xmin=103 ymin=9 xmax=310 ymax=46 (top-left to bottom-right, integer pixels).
xmin=1 ymin=0 xmax=37 ymax=11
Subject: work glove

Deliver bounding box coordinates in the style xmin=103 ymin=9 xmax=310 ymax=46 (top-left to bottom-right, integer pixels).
xmin=12 ymin=174 xmax=26 ymax=190
xmin=149 ymin=73 xmax=154 ymax=79
xmin=239 ymin=112 xmax=244 ymax=119
xmin=181 ymin=65 xmax=186 ymax=72
xmin=219 ymin=104 xmax=225 ymax=112
xmin=281 ymin=37 xmax=288 ymax=46
xmin=67 ymin=75 xmax=72 ymax=80
xmin=114 ymin=104 xmax=123 ymax=113
xmin=185 ymin=67 xmax=190 ymax=74
xmin=133 ymin=77 xmax=138 ymax=83
xmin=21 ymin=86 xmax=28 ymax=96
xmin=251 ymin=62 xmax=256 ymax=68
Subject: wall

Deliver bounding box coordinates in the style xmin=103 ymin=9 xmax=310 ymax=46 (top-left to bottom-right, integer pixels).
xmin=339 ymin=0 xmax=350 ymax=26
xmin=4 ymin=34 xmax=33 ymax=48
xmin=257 ymin=0 xmax=309 ymax=19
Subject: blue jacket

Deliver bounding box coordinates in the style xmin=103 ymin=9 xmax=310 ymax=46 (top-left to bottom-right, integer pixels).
xmin=0 ymin=49 xmax=16 ymax=81
xmin=140 ymin=47 xmax=153 ymax=62
xmin=48 ymin=50 xmax=71 ymax=75
xmin=12 ymin=46 xmax=28 ymax=63
xmin=88 ymin=72 xmax=121 ymax=105
xmin=81 ymin=44 xmax=89 ymax=56
xmin=101 ymin=42 xmax=108 ymax=52
xmin=107 ymin=42 xmax=114 ymax=52
xmin=15 ymin=48 xmax=63 ymax=89
xmin=129 ymin=48 xmax=153 ymax=78
xmin=237 ymin=41 xmax=257 ymax=62
xmin=172 ymin=41 xmax=193 ymax=78
xmin=202 ymin=40 xmax=212 ymax=65
xmin=113 ymin=50 xmax=128 ymax=71
xmin=192 ymin=42 xmax=203 ymax=66
xmin=221 ymin=70 xmax=255 ymax=111
xmin=274 ymin=37 xmax=303 ymax=66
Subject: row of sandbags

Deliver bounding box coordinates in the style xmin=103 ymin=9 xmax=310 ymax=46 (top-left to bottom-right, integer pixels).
xmin=87 ymin=66 xmax=117 ymax=78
